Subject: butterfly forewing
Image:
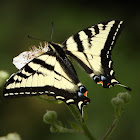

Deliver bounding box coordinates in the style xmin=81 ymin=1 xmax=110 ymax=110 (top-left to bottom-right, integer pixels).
xmin=4 ymin=52 xmax=78 ymax=97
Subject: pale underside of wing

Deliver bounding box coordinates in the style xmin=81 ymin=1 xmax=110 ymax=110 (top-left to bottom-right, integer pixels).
xmin=4 ymin=52 xmax=79 ymax=102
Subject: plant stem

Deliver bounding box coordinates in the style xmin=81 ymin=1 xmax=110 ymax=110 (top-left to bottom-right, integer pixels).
xmin=68 ymin=105 xmax=96 ymax=140
xmin=102 ymin=117 xmax=119 ymax=140
xmin=54 ymin=123 xmax=84 ymax=134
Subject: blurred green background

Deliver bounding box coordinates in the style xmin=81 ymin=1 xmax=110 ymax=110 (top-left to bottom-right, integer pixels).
xmin=0 ymin=1 xmax=139 ymax=140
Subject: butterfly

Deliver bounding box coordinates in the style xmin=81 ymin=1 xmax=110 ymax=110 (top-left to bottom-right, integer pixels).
xmin=3 ymin=20 xmax=131 ymax=116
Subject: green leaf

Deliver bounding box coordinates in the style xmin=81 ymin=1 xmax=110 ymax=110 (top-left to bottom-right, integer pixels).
xmin=56 ymin=120 xmax=63 ymax=127
xmin=83 ymin=106 xmax=88 ymax=122
xmin=50 ymin=125 xmax=58 ymax=133
xmin=37 ymin=96 xmax=63 ymax=104
xmin=69 ymin=122 xmax=82 ymax=131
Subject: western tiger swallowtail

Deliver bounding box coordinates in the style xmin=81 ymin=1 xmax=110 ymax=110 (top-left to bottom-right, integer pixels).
xmin=3 ymin=20 xmax=131 ymax=116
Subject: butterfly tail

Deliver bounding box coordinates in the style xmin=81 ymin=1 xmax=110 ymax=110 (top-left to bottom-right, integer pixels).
xmin=115 ymin=83 xmax=132 ymax=91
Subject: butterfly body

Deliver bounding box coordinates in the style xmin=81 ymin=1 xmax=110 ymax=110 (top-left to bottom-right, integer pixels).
xmin=3 ymin=20 xmax=131 ymax=116
xmin=49 ymin=42 xmax=78 ymax=78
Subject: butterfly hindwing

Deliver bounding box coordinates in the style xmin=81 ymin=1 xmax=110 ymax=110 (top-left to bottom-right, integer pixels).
xmin=63 ymin=20 xmax=131 ymax=91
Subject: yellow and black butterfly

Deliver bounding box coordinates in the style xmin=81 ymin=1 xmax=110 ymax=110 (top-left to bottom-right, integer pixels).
xmin=3 ymin=20 xmax=131 ymax=116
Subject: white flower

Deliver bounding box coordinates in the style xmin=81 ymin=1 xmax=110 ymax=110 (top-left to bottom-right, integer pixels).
xmin=0 ymin=70 xmax=9 ymax=87
xmin=0 ymin=133 xmax=21 ymax=140
xmin=13 ymin=42 xmax=49 ymax=70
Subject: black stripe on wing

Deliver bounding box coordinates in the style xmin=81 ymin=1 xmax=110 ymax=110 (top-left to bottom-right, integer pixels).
xmin=17 ymin=72 xmax=28 ymax=79
xmin=32 ymin=58 xmax=54 ymax=71
xmin=104 ymin=20 xmax=124 ymax=51
xmin=101 ymin=20 xmax=124 ymax=74
xmin=65 ymin=50 xmax=93 ymax=74
xmin=24 ymin=64 xmax=36 ymax=73
xmin=94 ymin=24 xmax=99 ymax=34
xmin=73 ymin=34 xmax=84 ymax=52
xmin=4 ymin=85 xmax=71 ymax=97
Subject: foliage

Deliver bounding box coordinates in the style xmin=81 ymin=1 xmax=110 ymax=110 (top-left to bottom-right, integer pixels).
xmin=42 ymin=92 xmax=131 ymax=140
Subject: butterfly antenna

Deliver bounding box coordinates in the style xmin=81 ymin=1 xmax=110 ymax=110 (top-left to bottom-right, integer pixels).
xmin=27 ymin=35 xmax=46 ymax=41
xmin=50 ymin=22 xmax=54 ymax=42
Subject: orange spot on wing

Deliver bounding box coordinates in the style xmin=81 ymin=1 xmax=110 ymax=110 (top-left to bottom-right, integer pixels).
xmin=97 ymin=81 xmax=103 ymax=85
xmin=83 ymin=91 xmax=87 ymax=97
xmin=107 ymin=83 xmax=110 ymax=86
